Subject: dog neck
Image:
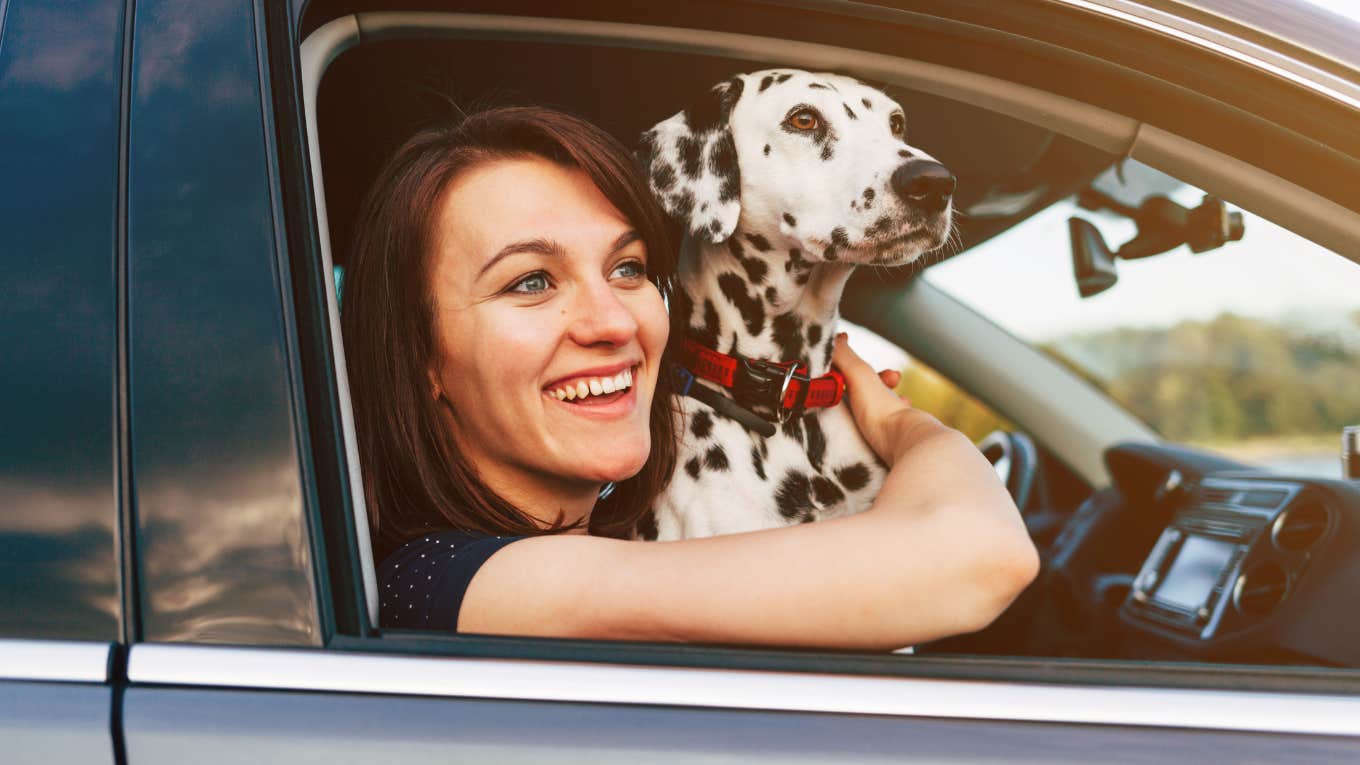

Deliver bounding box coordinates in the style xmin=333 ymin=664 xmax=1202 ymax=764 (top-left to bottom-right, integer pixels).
xmin=676 ymin=224 xmax=854 ymax=379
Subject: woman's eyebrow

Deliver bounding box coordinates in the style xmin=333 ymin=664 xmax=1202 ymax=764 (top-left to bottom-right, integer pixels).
xmin=478 ymin=237 xmax=564 ymax=277
xmin=479 ymin=230 xmax=642 ymax=277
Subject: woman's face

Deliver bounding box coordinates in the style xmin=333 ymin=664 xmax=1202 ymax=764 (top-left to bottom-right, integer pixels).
xmin=426 ymin=157 xmax=669 ymax=508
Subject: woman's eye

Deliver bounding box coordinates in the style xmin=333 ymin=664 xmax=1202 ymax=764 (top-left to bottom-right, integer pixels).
xmin=508 ymin=272 xmax=551 ymax=294
xmin=611 ymin=260 xmax=647 ymax=280
xmin=786 ymin=109 xmax=820 ymax=131
xmin=889 ymin=113 xmax=906 ymax=137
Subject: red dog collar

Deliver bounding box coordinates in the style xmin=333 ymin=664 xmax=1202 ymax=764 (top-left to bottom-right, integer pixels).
xmin=679 ymin=337 xmax=845 ymax=414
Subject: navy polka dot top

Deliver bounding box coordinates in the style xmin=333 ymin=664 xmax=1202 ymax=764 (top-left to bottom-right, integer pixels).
xmin=377 ymin=531 xmax=524 ymax=632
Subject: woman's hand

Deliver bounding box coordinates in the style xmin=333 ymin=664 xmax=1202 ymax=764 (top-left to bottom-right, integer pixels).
xmin=832 ymin=333 xmax=949 ymax=465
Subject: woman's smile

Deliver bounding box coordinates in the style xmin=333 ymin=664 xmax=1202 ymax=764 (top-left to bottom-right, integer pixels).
xmin=544 ymin=362 xmax=641 ymax=417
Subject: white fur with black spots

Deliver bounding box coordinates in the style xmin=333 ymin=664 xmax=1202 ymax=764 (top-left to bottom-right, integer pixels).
xmin=636 ymin=69 xmax=955 ymax=540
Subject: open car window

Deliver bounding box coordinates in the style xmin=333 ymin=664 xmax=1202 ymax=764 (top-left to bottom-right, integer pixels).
xmin=926 ymin=160 xmax=1360 ymax=479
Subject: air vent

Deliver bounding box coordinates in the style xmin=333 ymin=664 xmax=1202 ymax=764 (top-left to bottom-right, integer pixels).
xmin=1272 ymin=497 xmax=1331 ymax=552
xmin=1233 ymin=563 xmax=1289 ymax=617
xmin=1198 ymin=486 xmax=1238 ymax=505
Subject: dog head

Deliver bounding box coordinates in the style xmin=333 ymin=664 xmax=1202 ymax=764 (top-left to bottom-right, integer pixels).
xmin=639 ymin=69 xmax=954 ymax=265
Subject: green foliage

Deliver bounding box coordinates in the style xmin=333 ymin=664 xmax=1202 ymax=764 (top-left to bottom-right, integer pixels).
xmin=897 ymin=363 xmax=1012 ymax=442
xmin=1039 ymin=313 xmax=1360 ymax=441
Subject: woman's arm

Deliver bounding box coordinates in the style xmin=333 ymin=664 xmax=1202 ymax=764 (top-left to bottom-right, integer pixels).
xmin=461 ymin=336 xmax=1040 ymax=649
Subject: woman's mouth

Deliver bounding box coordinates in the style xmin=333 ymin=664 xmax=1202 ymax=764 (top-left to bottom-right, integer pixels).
xmin=545 ymin=364 xmax=638 ymax=407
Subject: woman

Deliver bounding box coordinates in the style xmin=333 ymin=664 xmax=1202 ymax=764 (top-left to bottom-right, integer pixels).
xmin=342 ymin=105 xmax=1038 ymax=650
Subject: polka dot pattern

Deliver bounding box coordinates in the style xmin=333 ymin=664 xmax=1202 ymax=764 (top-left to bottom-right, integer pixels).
xmin=377 ymin=531 xmax=524 ymax=632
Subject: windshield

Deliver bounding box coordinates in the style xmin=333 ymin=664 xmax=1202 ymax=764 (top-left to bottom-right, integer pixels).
xmin=924 ymin=162 xmax=1360 ymax=479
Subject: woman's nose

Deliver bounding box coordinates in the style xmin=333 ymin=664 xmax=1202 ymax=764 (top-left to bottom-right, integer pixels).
xmin=568 ymin=280 xmax=638 ymax=347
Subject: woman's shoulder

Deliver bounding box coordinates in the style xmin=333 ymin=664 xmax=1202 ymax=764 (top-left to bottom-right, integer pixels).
xmin=377 ymin=530 xmax=525 ymax=631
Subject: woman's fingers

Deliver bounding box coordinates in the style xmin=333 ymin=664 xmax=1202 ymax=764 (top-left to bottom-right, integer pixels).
xmin=833 ymin=334 xmax=917 ymax=461
xmin=878 ymin=369 xmax=901 ymax=389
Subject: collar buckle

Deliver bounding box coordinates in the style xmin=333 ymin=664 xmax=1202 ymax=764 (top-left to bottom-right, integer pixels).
xmin=732 ymin=357 xmax=800 ymax=421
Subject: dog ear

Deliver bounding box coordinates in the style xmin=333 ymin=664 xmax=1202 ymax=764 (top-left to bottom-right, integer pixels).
xmin=637 ymin=76 xmax=745 ymax=244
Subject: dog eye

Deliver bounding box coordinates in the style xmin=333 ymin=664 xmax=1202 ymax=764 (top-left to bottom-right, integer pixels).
xmin=786 ymin=109 xmax=820 ymax=131
xmin=889 ymin=113 xmax=906 ymax=137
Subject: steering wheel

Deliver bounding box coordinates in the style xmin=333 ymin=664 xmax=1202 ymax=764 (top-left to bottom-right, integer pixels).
xmin=976 ymin=429 xmax=1038 ymax=513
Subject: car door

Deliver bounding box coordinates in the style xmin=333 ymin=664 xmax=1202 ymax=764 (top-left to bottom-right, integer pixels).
xmin=0 ymin=0 xmax=126 ymax=761
xmin=115 ymin=1 xmax=1360 ymax=763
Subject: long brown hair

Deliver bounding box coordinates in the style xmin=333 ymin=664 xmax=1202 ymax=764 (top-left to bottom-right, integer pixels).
xmin=342 ymin=106 xmax=679 ymax=561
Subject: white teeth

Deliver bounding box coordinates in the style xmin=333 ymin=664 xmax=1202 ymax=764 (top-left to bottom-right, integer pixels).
xmin=549 ymin=365 xmax=638 ymax=402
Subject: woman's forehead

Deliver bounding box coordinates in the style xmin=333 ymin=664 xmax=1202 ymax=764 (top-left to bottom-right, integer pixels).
xmin=435 ymin=157 xmax=634 ymax=270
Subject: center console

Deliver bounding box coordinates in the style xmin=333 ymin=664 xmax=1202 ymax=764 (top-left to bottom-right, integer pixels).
xmin=1121 ymin=477 xmax=1336 ymax=653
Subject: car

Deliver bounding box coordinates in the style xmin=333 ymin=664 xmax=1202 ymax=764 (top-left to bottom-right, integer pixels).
xmin=3 ymin=0 xmax=1359 ymax=761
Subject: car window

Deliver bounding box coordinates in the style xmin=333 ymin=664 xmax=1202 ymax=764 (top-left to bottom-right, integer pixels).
xmin=0 ymin=0 xmax=123 ymax=640
xmin=925 ymin=161 xmax=1360 ymax=479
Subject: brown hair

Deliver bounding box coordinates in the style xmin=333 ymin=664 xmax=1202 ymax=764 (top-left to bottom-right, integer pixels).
xmin=341 ymin=106 xmax=679 ymax=561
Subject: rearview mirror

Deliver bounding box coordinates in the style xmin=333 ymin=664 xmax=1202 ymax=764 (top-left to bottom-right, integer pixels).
xmin=1069 ymin=217 xmax=1119 ymax=298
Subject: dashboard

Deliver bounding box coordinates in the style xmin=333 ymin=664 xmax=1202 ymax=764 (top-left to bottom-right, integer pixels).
xmin=1039 ymin=443 xmax=1360 ymax=666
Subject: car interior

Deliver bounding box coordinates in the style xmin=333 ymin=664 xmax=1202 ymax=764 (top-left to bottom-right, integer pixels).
xmin=298 ymin=8 xmax=1360 ymax=672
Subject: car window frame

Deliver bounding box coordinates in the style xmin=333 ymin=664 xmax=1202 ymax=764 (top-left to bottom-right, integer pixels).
xmin=255 ymin=3 xmax=1360 ymax=739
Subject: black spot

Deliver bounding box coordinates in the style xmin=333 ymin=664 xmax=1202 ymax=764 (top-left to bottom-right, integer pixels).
xmin=809 ymin=82 xmax=831 ymax=90
xmin=823 ymin=245 xmax=839 ymax=262
xmin=700 ymin=202 xmax=708 ymax=213
xmin=823 ymin=339 xmax=834 ymax=368
xmin=691 ymin=410 xmax=713 ymax=439
xmin=651 ymin=163 xmax=676 ymax=192
xmin=670 ymin=189 xmax=695 ymax=221
xmin=863 ymin=187 xmax=875 ymax=202
xmin=775 ymin=471 xmax=813 ymax=519
xmin=744 ymin=233 xmax=772 ymax=252
xmin=811 ymin=476 xmax=845 ymax=506
xmin=709 ymin=132 xmax=740 ymax=202
xmin=678 ymin=135 xmax=704 ymax=178
xmin=750 ymin=446 xmax=767 ymax=481
xmin=772 ymin=313 xmax=804 ymax=362
xmin=636 ymin=509 xmax=658 ymax=541
xmin=806 ymin=323 xmax=822 ymax=346
xmin=836 ymin=463 xmax=871 ymax=492
xmin=685 ymin=457 xmax=701 ymax=479
xmin=898 ymin=149 xmax=914 ymax=158
xmin=741 ymin=257 xmax=768 ymax=285
xmin=861 ymin=97 xmax=873 ymax=110
xmin=675 ymin=288 xmax=695 ymax=330
xmin=782 ymin=212 xmax=797 ymax=227
xmin=843 ymin=103 xmax=857 ymax=120
xmin=831 ymin=227 xmax=850 ymax=248
xmin=727 ymin=237 xmax=745 ymax=258
xmin=759 ymin=74 xmax=775 ymax=92
xmin=763 ymin=144 xmax=771 ymax=156
xmin=717 ymin=273 xmax=766 ymax=335
xmin=775 ymin=73 xmax=792 ymax=84
xmin=795 ymin=271 xmax=812 ymax=285
xmin=787 ymin=248 xmax=811 ymax=271
xmin=781 ymin=415 xmax=804 ymax=443
xmin=704 ymin=445 xmax=730 ymax=471
xmin=765 ymin=286 xmax=778 ymax=304
xmin=683 ymin=77 xmax=744 ymax=133
xmin=692 ymin=298 xmax=721 ymax=348
xmin=726 ymin=331 xmax=739 ymax=355
xmin=708 ymin=220 xmax=722 ymax=236
xmin=867 ymin=215 xmax=894 ymax=236
xmin=804 ymin=416 xmax=827 ymax=472
xmin=820 ymin=142 xmax=834 ymax=161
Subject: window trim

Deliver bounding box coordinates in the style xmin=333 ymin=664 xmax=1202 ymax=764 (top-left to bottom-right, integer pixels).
xmin=128 ymin=643 xmax=1360 ymax=736
xmin=0 ymin=639 xmax=111 ymax=684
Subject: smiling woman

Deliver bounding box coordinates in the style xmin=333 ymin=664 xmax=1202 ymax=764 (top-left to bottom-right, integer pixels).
xmin=341 ymin=107 xmax=681 ymax=561
xmin=341 ymin=105 xmax=1036 ymax=646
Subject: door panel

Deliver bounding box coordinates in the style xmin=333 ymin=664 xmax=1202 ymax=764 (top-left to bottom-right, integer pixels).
xmin=0 ymin=682 xmax=114 ymax=765
xmin=124 ymin=687 xmax=1360 ymax=764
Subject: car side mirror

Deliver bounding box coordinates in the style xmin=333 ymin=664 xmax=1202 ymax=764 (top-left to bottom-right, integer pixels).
xmin=1069 ymin=216 xmax=1119 ymax=298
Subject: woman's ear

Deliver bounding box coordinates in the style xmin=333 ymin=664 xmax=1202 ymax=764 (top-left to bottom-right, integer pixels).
xmin=427 ymin=367 xmax=444 ymax=402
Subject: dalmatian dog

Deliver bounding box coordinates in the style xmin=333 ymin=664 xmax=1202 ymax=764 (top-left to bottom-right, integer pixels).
xmin=634 ymin=69 xmax=956 ymax=542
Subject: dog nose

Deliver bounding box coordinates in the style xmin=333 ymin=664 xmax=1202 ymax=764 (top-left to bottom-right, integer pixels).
xmin=891 ymin=160 xmax=956 ymax=211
